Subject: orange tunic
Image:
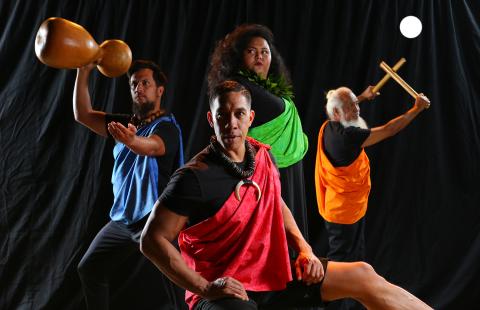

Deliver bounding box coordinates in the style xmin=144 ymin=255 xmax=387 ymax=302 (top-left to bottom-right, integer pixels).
xmin=314 ymin=121 xmax=371 ymax=224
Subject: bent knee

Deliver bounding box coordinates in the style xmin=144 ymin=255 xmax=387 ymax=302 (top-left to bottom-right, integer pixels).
xmin=347 ymin=262 xmax=387 ymax=287
xmin=354 ymin=262 xmax=375 ymax=275
xmin=321 ymin=261 xmax=379 ymax=302
xmin=352 ymin=262 xmax=391 ymax=295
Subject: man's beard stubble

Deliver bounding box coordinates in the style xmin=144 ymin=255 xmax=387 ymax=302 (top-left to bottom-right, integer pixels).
xmin=132 ymin=100 xmax=155 ymax=119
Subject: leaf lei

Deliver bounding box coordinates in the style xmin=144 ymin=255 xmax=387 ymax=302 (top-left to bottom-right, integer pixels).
xmin=238 ymin=69 xmax=294 ymax=99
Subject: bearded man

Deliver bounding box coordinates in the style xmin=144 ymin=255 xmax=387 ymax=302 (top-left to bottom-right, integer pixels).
xmin=72 ymin=59 xmax=185 ymax=309
xmin=315 ymin=86 xmax=430 ymax=310
xmin=315 ymin=86 xmax=431 ymax=261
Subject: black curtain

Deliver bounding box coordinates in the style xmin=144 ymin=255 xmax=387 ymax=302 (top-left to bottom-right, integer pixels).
xmin=1 ymin=0 xmax=479 ymax=309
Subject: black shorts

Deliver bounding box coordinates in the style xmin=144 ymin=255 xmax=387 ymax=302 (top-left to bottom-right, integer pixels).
xmin=195 ymin=258 xmax=329 ymax=310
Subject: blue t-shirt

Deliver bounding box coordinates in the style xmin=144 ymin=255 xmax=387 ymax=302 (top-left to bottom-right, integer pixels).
xmin=109 ymin=114 xmax=184 ymax=224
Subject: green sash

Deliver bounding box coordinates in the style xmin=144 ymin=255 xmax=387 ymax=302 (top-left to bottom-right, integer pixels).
xmin=248 ymin=97 xmax=308 ymax=168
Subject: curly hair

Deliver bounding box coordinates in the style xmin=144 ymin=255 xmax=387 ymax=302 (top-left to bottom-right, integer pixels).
xmin=207 ymin=24 xmax=291 ymax=95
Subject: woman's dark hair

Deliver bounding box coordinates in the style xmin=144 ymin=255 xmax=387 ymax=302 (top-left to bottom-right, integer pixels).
xmin=127 ymin=59 xmax=167 ymax=87
xmin=207 ymin=24 xmax=291 ymax=95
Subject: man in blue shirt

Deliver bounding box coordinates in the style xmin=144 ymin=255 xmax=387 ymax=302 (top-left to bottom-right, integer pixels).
xmin=73 ymin=59 xmax=184 ymax=309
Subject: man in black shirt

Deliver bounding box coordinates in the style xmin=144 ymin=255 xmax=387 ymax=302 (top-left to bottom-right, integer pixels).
xmin=140 ymin=80 xmax=432 ymax=310
xmin=315 ymin=86 xmax=430 ymax=310
xmin=73 ymin=59 xmax=184 ymax=309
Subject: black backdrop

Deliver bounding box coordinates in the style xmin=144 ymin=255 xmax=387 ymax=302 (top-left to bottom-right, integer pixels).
xmin=1 ymin=1 xmax=479 ymax=309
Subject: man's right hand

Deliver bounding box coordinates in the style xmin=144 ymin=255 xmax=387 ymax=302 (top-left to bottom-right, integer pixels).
xmin=415 ymin=93 xmax=431 ymax=110
xmin=203 ymin=276 xmax=249 ymax=301
xmin=78 ymin=62 xmax=98 ymax=74
xmin=295 ymin=251 xmax=325 ymax=285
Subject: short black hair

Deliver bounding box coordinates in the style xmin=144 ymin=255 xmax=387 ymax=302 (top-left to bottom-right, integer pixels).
xmin=209 ymin=80 xmax=252 ymax=109
xmin=127 ymin=60 xmax=167 ymax=87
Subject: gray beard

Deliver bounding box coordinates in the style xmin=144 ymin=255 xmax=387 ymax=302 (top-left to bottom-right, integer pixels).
xmin=132 ymin=101 xmax=155 ymax=118
xmin=340 ymin=116 xmax=369 ymax=129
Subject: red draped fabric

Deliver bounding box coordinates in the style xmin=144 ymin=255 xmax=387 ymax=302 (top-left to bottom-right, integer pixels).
xmin=179 ymin=138 xmax=292 ymax=309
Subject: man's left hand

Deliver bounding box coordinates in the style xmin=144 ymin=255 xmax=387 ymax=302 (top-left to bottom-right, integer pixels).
xmin=294 ymin=251 xmax=325 ymax=285
xmin=107 ymin=122 xmax=137 ymax=146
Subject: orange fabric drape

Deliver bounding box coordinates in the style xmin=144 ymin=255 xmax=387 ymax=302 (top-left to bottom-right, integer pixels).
xmin=314 ymin=121 xmax=371 ymax=224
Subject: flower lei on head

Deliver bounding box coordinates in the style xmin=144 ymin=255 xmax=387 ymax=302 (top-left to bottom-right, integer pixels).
xmin=238 ymin=69 xmax=294 ymax=99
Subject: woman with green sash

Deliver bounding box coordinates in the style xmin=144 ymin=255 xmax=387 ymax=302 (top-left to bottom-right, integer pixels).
xmin=207 ymin=24 xmax=309 ymax=239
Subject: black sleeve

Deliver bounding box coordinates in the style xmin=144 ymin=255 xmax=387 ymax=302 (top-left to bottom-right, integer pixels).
xmin=323 ymin=122 xmax=371 ymax=167
xmin=343 ymin=126 xmax=371 ymax=149
xmin=152 ymin=122 xmax=180 ymax=156
xmin=159 ymin=168 xmax=204 ymax=217
xmin=233 ymin=75 xmax=285 ymax=126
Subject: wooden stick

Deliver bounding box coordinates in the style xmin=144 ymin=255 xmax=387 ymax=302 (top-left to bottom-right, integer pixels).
xmin=372 ymin=58 xmax=406 ymax=93
xmin=380 ymin=61 xmax=419 ymax=98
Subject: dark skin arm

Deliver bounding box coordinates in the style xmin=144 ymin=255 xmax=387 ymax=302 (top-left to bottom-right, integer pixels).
xmin=362 ymin=94 xmax=430 ymax=147
xmin=106 ymin=122 xmax=167 ymax=156
xmin=140 ymin=201 xmax=249 ymax=301
xmin=73 ymin=64 xmax=108 ymax=136
xmin=281 ymin=199 xmax=324 ymax=285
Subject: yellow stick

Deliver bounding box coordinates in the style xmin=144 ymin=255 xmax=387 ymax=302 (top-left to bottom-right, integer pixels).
xmin=372 ymin=58 xmax=406 ymax=93
xmin=380 ymin=61 xmax=419 ymax=98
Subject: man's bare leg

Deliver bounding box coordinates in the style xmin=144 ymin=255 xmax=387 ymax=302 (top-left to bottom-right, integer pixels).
xmin=320 ymin=261 xmax=433 ymax=310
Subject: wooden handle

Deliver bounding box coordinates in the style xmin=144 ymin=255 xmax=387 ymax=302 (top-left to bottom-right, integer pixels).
xmin=372 ymin=58 xmax=406 ymax=93
xmin=379 ymin=61 xmax=419 ymax=98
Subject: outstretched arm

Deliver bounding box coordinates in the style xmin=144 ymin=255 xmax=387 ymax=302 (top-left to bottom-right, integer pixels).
xmin=107 ymin=122 xmax=167 ymax=156
xmin=361 ymin=93 xmax=430 ymax=148
xmin=140 ymin=201 xmax=248 ymax=301
xmin=281 ymin=200 xmax=324 ymax=285
xmin=73 ymin=64 xmax=107 ymax=137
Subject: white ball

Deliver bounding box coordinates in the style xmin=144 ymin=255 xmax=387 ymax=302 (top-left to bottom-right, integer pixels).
xmin=399 ymin=16 xmax=422 ymax=39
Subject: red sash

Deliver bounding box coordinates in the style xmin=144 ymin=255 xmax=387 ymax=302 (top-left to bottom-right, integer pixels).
xmin=179 ymin=138 xmax=292 ymax=309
